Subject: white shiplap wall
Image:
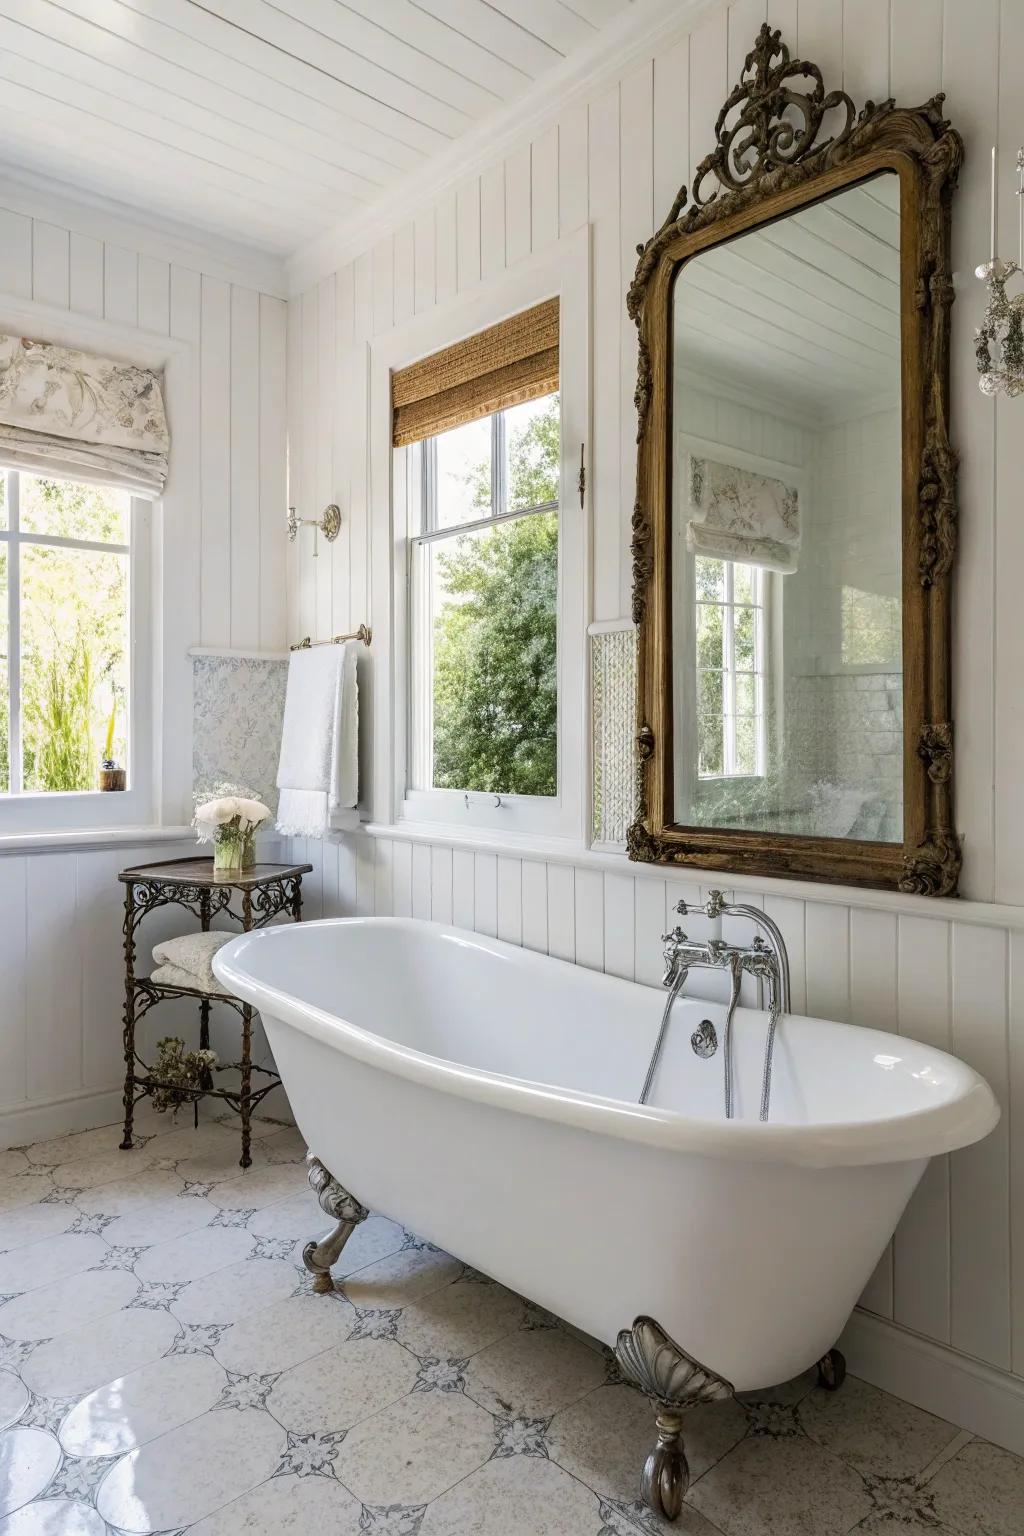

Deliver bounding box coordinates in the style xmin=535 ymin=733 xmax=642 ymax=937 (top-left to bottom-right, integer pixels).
xmin=0 ymin=193 xmax=289 ymax=1135
xmin=289 ymin=0 xmax=1024 ymax=911
xmin=0 ymin=191 xmax=289 ymax=652
xmin=284 ymin=0 xmax=1024 ymax=1438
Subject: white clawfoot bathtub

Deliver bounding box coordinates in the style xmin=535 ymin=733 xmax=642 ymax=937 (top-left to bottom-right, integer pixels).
xmin=215 ymin=914 xmax=998 ymax=1392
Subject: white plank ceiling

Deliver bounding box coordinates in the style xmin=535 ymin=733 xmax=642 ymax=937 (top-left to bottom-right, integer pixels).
xmin=0 ymin=0 xmax=632 ymax=256
xmin=676 ymin=173 xmax=902 ymax=422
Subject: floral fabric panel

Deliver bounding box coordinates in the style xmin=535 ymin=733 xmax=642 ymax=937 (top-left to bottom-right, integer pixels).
xmin=687 ymin=454 xmax=800 ymax=573
xmin=0 ymin=333 xmax=169 ymax=494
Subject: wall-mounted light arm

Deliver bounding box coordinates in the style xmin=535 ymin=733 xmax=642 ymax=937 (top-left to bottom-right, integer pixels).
xmin=286 ymin=503 xmax=341 ymax=556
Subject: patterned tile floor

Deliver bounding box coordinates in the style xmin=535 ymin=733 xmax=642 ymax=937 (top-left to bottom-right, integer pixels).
xmin=0 ymin=1111 xmax=1021 ymax=1535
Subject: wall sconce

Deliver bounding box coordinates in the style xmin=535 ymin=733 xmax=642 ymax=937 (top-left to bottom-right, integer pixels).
xmin=976 ymin=147 xmax=1024 ymax=398
xmin=287 ymin=503 xmax=341 ymax=556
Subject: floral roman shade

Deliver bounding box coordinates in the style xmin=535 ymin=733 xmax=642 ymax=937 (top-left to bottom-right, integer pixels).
xmin=0 ymin=334 xmax=169 ymax=496
xmin=687 ymin=454 xmax=800 ymax=574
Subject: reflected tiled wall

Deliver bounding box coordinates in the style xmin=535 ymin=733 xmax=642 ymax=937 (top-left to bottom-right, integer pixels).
xmin=591 ymin=627 xmax=636 ymax=845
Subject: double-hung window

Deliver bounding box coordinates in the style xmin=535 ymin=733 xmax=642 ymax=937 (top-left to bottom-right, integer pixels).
xmin=0 ymin=467 xmax=149 ymax=829
xmin=390 ymin=294 xmax=576 ymax=836
xmin=409 ymin=393 xmax=560 ymax=804
xmin=695 ymin=556 xmax=768 ymax=779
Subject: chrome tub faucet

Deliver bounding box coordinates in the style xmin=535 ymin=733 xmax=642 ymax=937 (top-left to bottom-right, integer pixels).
xmin=661 ymin=891 xmax=791 ymax=1016
xmin=643 ymin=891 xmax=791 ymax=1121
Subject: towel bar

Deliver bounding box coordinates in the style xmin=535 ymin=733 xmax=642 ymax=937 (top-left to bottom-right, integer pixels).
xmin=290 ymin=623 xmax=372 ymax=651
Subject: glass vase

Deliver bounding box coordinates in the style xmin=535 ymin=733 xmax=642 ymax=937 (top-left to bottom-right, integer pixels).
xmin=213 ymin=826 xmax=256 ymax=875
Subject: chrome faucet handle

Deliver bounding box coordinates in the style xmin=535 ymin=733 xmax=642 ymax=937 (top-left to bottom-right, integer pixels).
xmin=661 ymin=927 xmax=690 ymax=988
xmin=674 ymin=889 xmax=726 ymax=920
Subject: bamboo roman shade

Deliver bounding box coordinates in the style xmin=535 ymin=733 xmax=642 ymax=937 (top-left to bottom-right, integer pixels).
xmin=392 ymin=297 xmax=559 ymax=448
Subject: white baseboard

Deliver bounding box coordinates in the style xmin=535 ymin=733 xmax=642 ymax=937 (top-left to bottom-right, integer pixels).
xmin=841 ymin=1308 xmax=1024 ymax=1456
xmin=0 ymin=1085 xmax=124 ymax=1149
xmin=0 ymin=1081 xmax=296 ymax=1151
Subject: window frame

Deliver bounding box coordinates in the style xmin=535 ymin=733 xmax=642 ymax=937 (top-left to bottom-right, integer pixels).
xmin=695 ymin=557 xmax=769 ymax=781
xmin=408 ymin=402 xmax=560 ymax=805
xmin=0 ymin=465 xmax=153 ymax=835
xmin=371 ymin=229 xmax=590 ymax=844
xmin=672 ymin=433 xmax=800 ymax=819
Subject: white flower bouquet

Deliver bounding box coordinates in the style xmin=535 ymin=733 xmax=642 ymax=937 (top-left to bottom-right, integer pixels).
xmin=193 ymin=784 xmax=273 ymax=874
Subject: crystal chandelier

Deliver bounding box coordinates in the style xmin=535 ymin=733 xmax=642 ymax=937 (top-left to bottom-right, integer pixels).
xmin=976 ymin=148 xmax=1024 ymax=398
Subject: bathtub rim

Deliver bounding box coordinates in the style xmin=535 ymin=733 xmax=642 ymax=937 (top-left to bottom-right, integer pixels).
xmin=213 ymin=916 xmax=1000 ymax=1171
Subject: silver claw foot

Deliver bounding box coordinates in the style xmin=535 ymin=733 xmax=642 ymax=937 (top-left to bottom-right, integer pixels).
xmin=302 ymin=1153 xmax=369 ymax=1294
xmin=816 ymin=1347 xmax=847 ymax=1391
xmin=615 ymin=1316 xmax=734 ymax=1522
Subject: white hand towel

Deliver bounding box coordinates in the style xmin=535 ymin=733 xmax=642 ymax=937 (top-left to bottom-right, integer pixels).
xmin=275 ymin=641 xmax=359 ymax=838
xmin=152 ymin=931 xmax=233 ymax=992
xmin=150 ymin=961 xmax=229 ymax=997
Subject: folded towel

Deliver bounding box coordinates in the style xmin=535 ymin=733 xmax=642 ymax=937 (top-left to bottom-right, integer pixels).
xmin=150 ymin=962 xmax=229 ymax=997
xmin=276 ymin=641 xmax=359 ymax=838
xmin=152 ymin=931 xmax=233 ymax=992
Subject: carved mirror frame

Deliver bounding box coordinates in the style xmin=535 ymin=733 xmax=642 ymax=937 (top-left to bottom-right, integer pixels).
xmin=627 ymin=24 xmax=962 ymax=896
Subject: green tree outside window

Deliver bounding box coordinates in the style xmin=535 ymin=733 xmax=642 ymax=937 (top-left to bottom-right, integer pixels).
xmin=429 ymin=396 xmax=559 ymax=798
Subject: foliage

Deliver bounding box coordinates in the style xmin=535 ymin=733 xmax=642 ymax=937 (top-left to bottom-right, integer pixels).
xmin=24 ymin=632 xmax=97 ymax=792
xmin=3 ymin=476 xmax=129 ymax=794
xmin=149 ymin=1037 xmax=218 ymax=1117
xmin=431 ymin=397 xmax=559 ymax=797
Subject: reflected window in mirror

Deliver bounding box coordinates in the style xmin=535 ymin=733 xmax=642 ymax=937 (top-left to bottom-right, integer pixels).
xmin=695 ymin=558 xmax=767 ymax=781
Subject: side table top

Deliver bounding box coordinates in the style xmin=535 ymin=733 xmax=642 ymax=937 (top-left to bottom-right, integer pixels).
xmin=119 ymin=856 xmax=314 ymax=889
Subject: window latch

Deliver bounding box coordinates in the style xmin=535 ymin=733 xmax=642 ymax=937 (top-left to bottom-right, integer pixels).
xmin=577 ymin=443 xmax=586 ymax=509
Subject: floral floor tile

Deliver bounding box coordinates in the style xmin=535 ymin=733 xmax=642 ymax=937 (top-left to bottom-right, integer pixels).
xmin=687 ymin=1431 xmax=872 ymax=1536
xmin=418 ymin=1454 xmax=607 ymax=1536
xmin=186 ymin=1472 xmax=362 ymax=1535
xmin=95 ymin=1407 xmax=283 ymax=1531
xmin=799 ymin=1375 xmax=961 ymax=1477
xmin=1 ymin=1119 xmax=1019 ymax=1536
xmin=0 ymin=1496 xmax=108 ymax=1533
xmin=265 ymin=1335 xmax=417 ymax=1435
xmin=59 ymin=1350 xmax=225 ymax=1457
xmin=926 ymin=1438 xmax=1024 ymax=1536
xmin=464 ymin=1324 xmax=611 ymax=1420
xmin=334 ymin=1388 xmax=494 ymax=1505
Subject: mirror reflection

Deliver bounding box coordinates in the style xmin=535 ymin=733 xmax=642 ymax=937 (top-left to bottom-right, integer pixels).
xmin=672 ymin=173 xmax=903 ymax=843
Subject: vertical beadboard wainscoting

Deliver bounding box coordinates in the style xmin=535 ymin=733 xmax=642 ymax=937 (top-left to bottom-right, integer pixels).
xmin=0 ymin=835 xmax=291 ymax=1148
xmin=0 ymin=836 xmax=292 ymax=1149
xmin=0 ymin=839 xmax=198 ymax=1145
xmin=284 ymin=829 xmax=1024 ymax=1455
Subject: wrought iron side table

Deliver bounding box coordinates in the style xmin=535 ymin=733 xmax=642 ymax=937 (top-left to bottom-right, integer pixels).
xmin=118 ymin=857 xmax=313 ymax=1168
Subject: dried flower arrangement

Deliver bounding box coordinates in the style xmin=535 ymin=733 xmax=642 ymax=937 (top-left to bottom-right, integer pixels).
xmin=149 ymin=1036 xmax=218 ymax=1116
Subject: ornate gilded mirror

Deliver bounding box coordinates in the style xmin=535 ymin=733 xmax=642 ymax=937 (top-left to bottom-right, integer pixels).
xmin=627 ymin=24 xmax=962 ymax=895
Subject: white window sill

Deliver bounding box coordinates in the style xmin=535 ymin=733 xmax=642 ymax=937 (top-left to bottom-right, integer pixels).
xmin=0 ymin=825 xmax=194 ymax=857
xmin=370 ymin=817 xmax=588 ymax=862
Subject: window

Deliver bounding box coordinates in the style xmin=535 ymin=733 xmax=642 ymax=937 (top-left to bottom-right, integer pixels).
xmin=1 ymin=469 xmax=146 ymax=822
xmin=695 ymin=556 xmax=767 ymax=778
xmin=409 ymin=393 xmax=560 ymax=802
